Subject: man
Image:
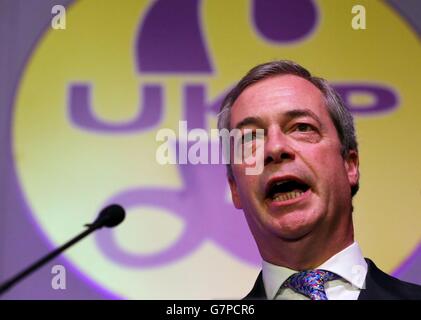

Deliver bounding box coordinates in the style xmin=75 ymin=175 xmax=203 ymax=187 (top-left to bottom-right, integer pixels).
xmin=217 ymin=60 xmax=421 ymax=300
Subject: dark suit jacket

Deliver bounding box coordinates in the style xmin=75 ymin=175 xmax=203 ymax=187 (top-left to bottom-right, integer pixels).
xmin=244 ymin=258 xmax=421 ymax=300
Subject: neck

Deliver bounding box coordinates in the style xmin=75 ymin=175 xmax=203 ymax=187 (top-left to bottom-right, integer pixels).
xmin=258 ymin=216 xmax=354 ymax=270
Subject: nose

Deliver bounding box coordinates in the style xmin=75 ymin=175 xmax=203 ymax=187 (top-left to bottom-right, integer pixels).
xmin=264 ymin=127 xmax=295 ymax=166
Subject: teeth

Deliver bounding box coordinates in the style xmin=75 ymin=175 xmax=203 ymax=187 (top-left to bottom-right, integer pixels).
xmin=273 ymin=191 xmax=303 ymax=202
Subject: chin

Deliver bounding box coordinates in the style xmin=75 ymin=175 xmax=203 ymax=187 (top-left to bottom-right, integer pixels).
xmin=269 ymin=211 xmax=320 ymax=241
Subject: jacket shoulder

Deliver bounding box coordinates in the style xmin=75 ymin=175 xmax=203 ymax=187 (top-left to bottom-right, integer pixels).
xmin=360 ymin=258 xmax=421 ymax=300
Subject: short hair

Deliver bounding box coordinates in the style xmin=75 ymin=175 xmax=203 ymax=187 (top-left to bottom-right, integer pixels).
xmin=217 ymin=60 xmax=359 ymax=197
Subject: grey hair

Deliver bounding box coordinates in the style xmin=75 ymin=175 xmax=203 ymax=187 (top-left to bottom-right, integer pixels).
xmin=217 ymin=60 xmax=359 ymax=197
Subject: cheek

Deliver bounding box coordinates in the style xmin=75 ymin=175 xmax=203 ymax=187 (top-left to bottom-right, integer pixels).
xmin=233 ymin=166 xmax=260 ymax=197
xmin=301 ymin=143 xmax=346 ymax=185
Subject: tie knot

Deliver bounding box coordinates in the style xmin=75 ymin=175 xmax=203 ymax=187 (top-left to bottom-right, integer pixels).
xmin=282 ymin=269 xmax=340 ymax=300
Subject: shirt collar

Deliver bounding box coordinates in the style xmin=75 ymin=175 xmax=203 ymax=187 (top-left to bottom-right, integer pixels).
xmin=262 ymin=242 xmax=368 ymax=300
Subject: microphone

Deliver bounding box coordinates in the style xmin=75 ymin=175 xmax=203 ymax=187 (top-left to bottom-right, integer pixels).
xmin=85 ymin=204 xmax=125 ymax=229
xmin=0 ymin=204 xmax=125 ymax=296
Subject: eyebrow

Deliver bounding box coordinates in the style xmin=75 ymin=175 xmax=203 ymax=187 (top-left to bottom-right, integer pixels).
xmin=233 ymin=108 xmax=324 ymax=130
xmin=234 ymin=116 xmax=266 ymax=130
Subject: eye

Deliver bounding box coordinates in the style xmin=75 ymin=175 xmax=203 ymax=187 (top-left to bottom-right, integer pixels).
xmin=294 ymin=123 xmax=315 ymax=132
xmin=240 ymin=129 xmax=264 ymax=145
xmin=242 ymin=131 xmax=257 ymax=144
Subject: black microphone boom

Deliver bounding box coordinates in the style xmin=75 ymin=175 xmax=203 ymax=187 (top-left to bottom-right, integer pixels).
xmin=0 ymin=204 xmax=125 ymax=296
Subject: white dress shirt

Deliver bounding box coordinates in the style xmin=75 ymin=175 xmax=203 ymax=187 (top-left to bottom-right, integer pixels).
xmin=262 ymin=242 xmax=368 ymax=300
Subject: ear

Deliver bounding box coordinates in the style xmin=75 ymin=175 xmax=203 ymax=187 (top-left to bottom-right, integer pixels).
xmin=228 ymin=175 xmax=243 ymax=209
xmin=344 ymin=150 xmax=359 ymax=190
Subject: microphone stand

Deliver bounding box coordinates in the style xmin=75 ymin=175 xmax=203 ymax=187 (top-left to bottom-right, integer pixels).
xmin=0 ymin=204 xmax=125 ymax=296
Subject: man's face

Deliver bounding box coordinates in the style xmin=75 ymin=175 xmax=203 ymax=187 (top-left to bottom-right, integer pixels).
xmin=228 ymin=75 xmax=359 ymax=245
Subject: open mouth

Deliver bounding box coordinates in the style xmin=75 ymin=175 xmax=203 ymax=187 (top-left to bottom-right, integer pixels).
xmin=265 ymin=178 xmax=311 ymax=203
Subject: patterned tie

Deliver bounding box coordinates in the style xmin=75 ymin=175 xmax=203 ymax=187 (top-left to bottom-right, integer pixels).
xmin=282 ymin=269 xmax=340 ymax=300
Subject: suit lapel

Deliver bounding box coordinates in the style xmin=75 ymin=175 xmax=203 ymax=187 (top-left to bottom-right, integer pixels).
xmin=244 ymin=272 xmax=267 ymax=300
xmin=358 ymin=258 xmax=398 ymax=300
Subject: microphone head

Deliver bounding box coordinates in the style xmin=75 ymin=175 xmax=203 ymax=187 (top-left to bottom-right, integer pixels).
xmin=93 ymin=204 xmax=126 ymax=228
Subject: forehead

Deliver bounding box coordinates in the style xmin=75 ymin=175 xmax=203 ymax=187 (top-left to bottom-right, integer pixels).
xmin=230 ymin=75 xmax=329 ymax=127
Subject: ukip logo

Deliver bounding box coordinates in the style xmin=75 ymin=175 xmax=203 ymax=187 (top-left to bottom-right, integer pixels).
xmin=68 ymin=0 xmax=398 ymax=267
xmin=12 ymin=0 xmax=421 ymax=298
